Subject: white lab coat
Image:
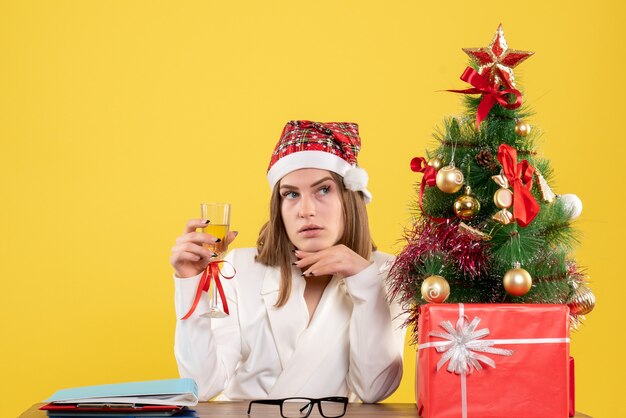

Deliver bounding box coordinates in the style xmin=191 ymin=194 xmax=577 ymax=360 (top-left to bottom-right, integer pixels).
xmin=174 ymin=248 xmax=407 ymax=403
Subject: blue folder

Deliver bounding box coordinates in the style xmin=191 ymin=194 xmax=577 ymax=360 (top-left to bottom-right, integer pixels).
xmin=45 ymin=378 xmax=199 ymax=407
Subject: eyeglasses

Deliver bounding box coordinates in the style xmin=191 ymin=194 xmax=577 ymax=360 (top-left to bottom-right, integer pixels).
xmin=247 ymin=396 xmax=348 ymax=418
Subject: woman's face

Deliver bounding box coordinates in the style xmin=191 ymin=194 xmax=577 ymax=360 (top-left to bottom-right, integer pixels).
xmin=279 ymin=168 xmax=344 ymax=252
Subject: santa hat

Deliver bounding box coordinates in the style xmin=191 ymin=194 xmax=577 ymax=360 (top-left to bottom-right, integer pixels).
xmin=267 ymin=120 xmax=372 ymax=203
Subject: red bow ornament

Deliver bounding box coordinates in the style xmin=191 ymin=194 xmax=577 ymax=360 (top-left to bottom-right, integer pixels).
xmin=448 ymin=67 xmax=523 ymax=129
xmin=180 ymin=260 xmax=236 ymax=320
xmin=410 ymin=157 xmax=453 ymax=223
xmin=496 ymin=144 xmax=540 ymax=227
xmin=411 ymin=156 xmax=437 ymax=209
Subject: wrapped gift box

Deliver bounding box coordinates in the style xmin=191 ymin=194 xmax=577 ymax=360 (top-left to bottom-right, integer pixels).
xmin=416 ymin=303 xmax=570 ymax=418
xmin=569 ymin=356 xmax=576 ymax=417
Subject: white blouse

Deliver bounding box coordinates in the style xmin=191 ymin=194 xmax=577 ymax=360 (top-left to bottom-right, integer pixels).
xmin=174 ymin=248 xmax=407 ymax=403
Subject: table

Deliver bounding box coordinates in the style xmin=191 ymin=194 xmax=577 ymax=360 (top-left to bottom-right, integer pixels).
xmin=20 ymin=402 xmax=592 ymax=417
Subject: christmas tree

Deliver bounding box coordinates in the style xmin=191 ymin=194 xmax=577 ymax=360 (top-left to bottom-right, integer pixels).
xmin=389 ymin=25 xmax=595 ymax=340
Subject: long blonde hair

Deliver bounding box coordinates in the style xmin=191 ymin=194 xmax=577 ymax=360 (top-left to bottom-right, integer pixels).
xmin=255 ymin=172 xmax=375 ymax=307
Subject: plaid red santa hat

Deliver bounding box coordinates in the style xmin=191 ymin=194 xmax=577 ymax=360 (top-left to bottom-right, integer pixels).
xmin=267 ymin=120 xmax=372 ymax=203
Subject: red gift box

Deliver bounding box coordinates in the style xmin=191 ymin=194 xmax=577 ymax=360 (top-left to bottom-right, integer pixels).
xmin=569 ymin=356 xmax=575 ymax=417
xmin=416 ymin=303 xmax=570 ymax=418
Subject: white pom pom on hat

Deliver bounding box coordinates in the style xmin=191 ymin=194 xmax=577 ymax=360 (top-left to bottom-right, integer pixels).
xmin=343 ymin=165 xmax=370 ymax=192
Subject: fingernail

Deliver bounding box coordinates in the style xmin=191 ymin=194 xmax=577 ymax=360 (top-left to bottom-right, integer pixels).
xmin=233 ymin=231 xmax=239 ymax=236
xmin=301 ymin=273 xmax=306 ymax=277
xmin=203 ymin=219 xmax=210 ymax=224
xmin=215 ymin=238 xmax=221 ymax=242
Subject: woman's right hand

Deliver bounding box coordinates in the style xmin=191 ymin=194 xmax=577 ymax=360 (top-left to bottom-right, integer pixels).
xmin=170 ymin=219 xmax=238 ymax=278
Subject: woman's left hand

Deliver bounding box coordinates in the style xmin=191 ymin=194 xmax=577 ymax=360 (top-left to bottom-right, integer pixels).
xmin=293 ymin=245 xmax=372 ymax=278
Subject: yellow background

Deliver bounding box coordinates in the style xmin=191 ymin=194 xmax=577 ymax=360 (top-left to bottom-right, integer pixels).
xmin=1 ymin=1 xmax=623 ymax=417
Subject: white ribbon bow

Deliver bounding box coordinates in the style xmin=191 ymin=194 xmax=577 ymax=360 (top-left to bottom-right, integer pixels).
xmin=430 ymin=316 xmax=514 ymax=374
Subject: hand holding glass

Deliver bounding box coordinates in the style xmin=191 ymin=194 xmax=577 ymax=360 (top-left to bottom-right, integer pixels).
xmin=200 ymin=202 xmax=231 ymax=318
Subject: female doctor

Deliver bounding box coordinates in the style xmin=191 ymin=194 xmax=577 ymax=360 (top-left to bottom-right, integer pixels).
xmin=170 ymin=120 xmax=407 ymax=403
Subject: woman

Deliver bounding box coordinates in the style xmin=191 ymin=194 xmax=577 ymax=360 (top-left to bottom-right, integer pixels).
xmin=171 ymin=120 xmax=407 ymax=403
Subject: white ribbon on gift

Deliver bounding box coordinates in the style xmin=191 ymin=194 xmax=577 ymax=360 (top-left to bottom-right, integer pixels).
xmin=427 ymin=314 xmax=514 ymax=374
xmin=418 ymin=303 xmax=570 ymax=418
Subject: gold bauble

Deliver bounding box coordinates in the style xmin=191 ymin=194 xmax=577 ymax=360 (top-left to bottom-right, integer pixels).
xmin=436 ymin=164 xmax=464 ymax=194
xmin=493 ymin=188 xmax=513 ymax=209
xmin=428 ymin=157 xmax=444 ymax=171
xmin=503 ymin=264 xmax=532 ymax=296
xmin=421 ymin=275 xmax=450 ymax=303
xmin=567 ymin=285 xmax=596 ymax=315
xmin=454 ymin=186 xmax=481 ymax=220
xmin=515 ymin=120 xmax=532 ymax=137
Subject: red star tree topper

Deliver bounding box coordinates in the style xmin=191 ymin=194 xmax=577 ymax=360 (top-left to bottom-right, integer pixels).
xmin=462 ymin=24 xmax=534 ymax=89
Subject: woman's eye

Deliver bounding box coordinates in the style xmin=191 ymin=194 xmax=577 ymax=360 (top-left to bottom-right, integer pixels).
xmin=283 ymin=191 xmax=299 ymax=199
xmin=319 ymin=186 xmax=330 ymax=195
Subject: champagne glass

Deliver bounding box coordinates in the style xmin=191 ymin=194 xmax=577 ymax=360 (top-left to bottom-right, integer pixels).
xmin=200 ymin=202 xmax=231 ymax=318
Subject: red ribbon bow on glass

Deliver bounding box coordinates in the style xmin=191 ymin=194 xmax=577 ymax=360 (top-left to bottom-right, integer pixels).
xmin=180 ymin=260 xmax=236 ymax=320
xmin=410 ymin=157 xmax=452 ymax=223
xmin=497 ymin=144 xmax=540 ymax=227
xmin=448 ymin=67 xmax=523 ymax=129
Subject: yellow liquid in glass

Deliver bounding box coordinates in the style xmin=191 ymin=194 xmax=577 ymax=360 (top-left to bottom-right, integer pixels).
xmin=202 ymin=223 xmax=229 ymax=254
